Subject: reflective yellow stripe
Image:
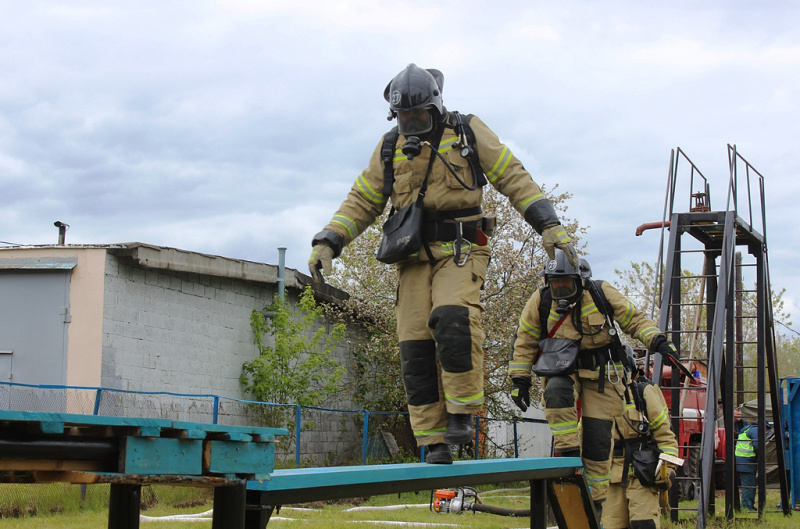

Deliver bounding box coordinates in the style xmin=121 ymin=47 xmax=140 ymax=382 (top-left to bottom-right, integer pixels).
xmin=618 ymin=299 xmax=636 ymax=327
xmin=661 ymin=446 xmax=679 ymax=457
xmin=638 ymin=326 xmax=660 ymax=343
xmin=331 ymin=214 xmax=357 ymax=240
xmin=581 ymin=302 xmax=599 ymax=317
xmin=585 ymin=473 xmax=610 ymax=486
xmin=519 ymin=315 xmax=541 ymax=338
xmin=414 ymin=427 xmax=447 ymax=439
xmin=441 ymin=241 xmax=473 ymax=254
xmin=487 ymin=145 xmax=512 ymax=182
xmin=355 ymin=172 xmax=385 ymax=204
xmin=651 ymin=406 xmax=669 ymax=430
xmin=550 ymin=420 xmax=579 ymax=436
xmin=445 ymin=391 xmax=484 ymax=406
xmin=438 ymin=137 xmax=457 ymax=154
xmin=509 ymin=360 xmax=533 ymax=370
xmin=518 ymin=192 xmax=545 ymax=212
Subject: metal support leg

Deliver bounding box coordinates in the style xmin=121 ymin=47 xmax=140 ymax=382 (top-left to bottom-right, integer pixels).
xmin=108 ymin=483 xmax=141 ymax=529
xmin=244 ymin=490 xmax=275 ymax=529
xmin=530 ymin=479 xmax=547 ymax=529
xmin=212 ymin=479 xmax=246 ymax=529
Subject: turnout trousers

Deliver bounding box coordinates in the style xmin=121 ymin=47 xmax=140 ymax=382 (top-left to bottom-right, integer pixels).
xmin=396 ymin=245 xmax=490 ymax=447
xmin=543 ymin=370 xmax=625 ymax=502
xmin=604 ymin=455 xmax=661 ymax=529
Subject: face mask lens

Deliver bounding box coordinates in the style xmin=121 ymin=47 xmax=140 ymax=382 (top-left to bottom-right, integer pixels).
xmin=550 ymin=277 xmax=578 ymax=300
xmin=397 ymin=108 xmax=432 ymax=135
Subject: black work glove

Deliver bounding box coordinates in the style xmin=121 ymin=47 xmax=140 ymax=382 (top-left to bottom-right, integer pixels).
xmin=511 ymin=376 xmax=532 ymax=412
xmin=652 ymin=335 xmax=695 ymax=381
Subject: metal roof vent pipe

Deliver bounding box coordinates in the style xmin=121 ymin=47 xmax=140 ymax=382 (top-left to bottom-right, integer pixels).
xmin=54 ymin=221 xmax=69 ymax=245
xmin=277 ymin=247 xmax=286 ymax=302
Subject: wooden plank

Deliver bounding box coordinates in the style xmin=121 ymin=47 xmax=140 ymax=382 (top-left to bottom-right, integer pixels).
xmin=205 ymin=440 xmax=274 ymax=480
xmin=548 ymin=475 xmax=600 ymax=529
xmin=248 ymin=457 xmax=582 ymax=505
xmin=170 ymin=421 xmax=287 ymax=442
xmin=123 ymin=437 xmax=202 ymax=475
xmin=0 ymin=410 xmax=171 ymax=436
xmin=0 ymin=458 xmax=107 ymax=473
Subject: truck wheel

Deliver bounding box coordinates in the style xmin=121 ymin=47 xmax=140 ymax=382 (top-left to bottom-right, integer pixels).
xmin=681 ymin=440 xmax=701 ymax=501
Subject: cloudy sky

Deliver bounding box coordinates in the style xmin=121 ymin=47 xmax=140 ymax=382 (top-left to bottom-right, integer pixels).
xmin=2 ymin=1 xmax=799 ymax=330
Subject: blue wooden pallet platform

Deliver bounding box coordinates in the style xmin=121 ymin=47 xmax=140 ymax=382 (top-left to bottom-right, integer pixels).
xmin=0 ymin=409 xmax=288 ymax=529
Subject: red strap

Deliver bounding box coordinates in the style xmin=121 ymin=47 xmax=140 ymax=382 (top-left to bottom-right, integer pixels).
xmin=546 ymin=309 xmax=571 ymax=338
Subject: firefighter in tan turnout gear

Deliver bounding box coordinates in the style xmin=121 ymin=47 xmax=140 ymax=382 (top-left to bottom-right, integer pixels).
xmin=508 ymin=251 xmax=681 ymax=513
xmin=604 ymin=352 xmax=679 ymax=529
xmin=309 ymin=63 xmax=578 ymax=464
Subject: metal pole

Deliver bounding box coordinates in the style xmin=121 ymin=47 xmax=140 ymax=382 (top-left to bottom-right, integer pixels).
xmin=277 ymin=247 xmax=286 ymax=302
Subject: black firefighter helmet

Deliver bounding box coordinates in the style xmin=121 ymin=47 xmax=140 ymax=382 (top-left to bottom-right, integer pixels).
xmin=384 ymin=63 xmax=444 ymax=136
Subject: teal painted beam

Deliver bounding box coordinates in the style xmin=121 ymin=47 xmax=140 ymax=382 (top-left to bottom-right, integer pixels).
xmin=248 ymin=457 xmax=582 ymax=505
xmin=123 ymin=437 xmax=203 ymax=475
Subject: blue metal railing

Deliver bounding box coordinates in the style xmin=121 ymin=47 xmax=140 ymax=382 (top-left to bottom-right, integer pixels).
xmin=0 ymin=381 xmax=549 ymax=467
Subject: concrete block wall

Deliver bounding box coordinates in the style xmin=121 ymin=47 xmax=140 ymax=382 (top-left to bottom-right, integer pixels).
xmin=100 ymin=252 xmax=365 ymax=462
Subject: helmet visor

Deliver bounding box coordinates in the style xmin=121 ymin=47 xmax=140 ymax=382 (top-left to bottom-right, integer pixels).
xmin=549 ymin=276 xmax=578 ymax=300
xmin=397 ymin=107 xmax=432 ymax=136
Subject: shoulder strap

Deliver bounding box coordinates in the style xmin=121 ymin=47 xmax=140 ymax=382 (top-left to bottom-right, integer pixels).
xmin=538 ymin=286 xmax=552 ymax=334
xmin=381 ymin=126 xmax=399 ymax=197
xmin=587 ymin=280 xmax=615 ymax=319
xmin=631 ymin=380 xmax=651 ymax=417
xmin=450 ymin=111 xmax=487 ymax=188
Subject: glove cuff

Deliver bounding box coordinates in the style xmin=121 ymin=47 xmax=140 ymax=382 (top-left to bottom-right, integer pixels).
xmin=650 ymin=334 xmax=667 ymax=353
xmin=523 ymin=200 xmax=560 ymax=234
xmin=511 ymin=376 xmax=532 ymax=387
xmin=312 ymin=230 xmax=345 ymax=258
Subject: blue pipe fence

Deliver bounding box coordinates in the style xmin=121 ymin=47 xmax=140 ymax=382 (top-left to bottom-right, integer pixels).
xmin=0 ymin=381 xmax=551 ymax=467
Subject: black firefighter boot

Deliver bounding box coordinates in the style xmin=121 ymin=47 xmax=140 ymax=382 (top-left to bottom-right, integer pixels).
xmin=425 ymin=443 xmax=453 ymax=464
xmin=444 ymin=413 xmax=473 ymax=445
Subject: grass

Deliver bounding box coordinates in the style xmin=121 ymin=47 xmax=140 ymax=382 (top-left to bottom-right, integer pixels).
xmin=0 ymin=484 xmax=794 ymax=528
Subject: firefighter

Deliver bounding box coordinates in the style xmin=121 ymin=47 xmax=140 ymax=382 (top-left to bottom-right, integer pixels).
xmin=603 ymin=353 xmax=679 ymax=529
xmin=509 ymin=251 xmax=681 ymax=509
xmin=308 ymin=63 xmax=577 ymax=464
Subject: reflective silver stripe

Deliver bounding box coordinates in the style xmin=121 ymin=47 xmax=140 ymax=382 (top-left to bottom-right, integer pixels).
xmin=331 ymin=214 xmax=358 ymax=240
xmin=519 ymin=315 xmax=540 ymax=338
xmin=638 ymin=326 xmax=660 ymax=343
xmin=618 ymin=299 xmax=636 ymax=327
xmin=509 ymin=360 xmax=533 ymax=371
xmin=486 ymin=145 xmax=512 ymax=182
xmin=355 ymin=172 xmax=385 ymax=204
xmin=517 ymin=193 xmax=545 ymax=213
xmin=446 ymin=390 xmax=484 ymax=407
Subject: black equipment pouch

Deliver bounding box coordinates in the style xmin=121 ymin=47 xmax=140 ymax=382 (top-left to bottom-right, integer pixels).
xmin=375 ymin=193 xmax=425 ymax=264
xmin=532 ymin=338 xmax=581 ymax=376
xmin=376 ymin=125 xmax=443 ymax=265
xmin=624 ymin=436 xmax=662 ymax=488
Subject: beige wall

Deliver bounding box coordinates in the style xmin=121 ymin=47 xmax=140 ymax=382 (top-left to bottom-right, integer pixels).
xmin=0 ymin=247 xmax=106 ymax=387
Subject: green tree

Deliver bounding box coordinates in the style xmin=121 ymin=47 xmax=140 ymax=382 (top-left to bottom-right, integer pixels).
xmin=240 ymin=286 xmax=346 ymax=429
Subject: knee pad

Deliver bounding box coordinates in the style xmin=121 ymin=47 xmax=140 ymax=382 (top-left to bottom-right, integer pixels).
xmin=400 ymin=340 xmax=439 ymax=406
xmin=543 ymin=376 xmax=575 ymax=409
xmin=630 ymin=520 xmax=657 ymax=529
xmin=582 ymin=416 xmax=613 ymax=462
xmin=428 ymin=305 xmax=472 ymax=373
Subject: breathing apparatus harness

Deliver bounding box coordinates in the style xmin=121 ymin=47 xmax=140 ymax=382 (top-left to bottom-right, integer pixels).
xmin=537 ymin=279 xmax=633 ymax=393
xmin=380 ymin=111 xmax=490 ymax=265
